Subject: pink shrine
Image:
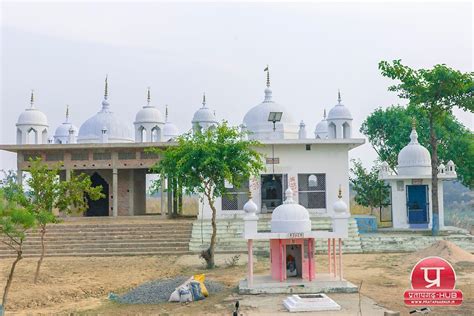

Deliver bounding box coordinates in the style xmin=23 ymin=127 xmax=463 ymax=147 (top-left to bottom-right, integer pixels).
xmin=240 ymin=186 xmax=356 ymax=294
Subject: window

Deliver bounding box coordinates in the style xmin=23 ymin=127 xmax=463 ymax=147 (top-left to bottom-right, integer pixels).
xmin=71 ymin=151 xmax=88 ymax=161
xmin=221 ymin=179 xmax=249 ymax=210
xmin=261 ymin=174 xmax=288 ymax=211
xmin=46 ymin=152 xmax=64 ymax=161
xmin=140 ymin=151 xmax=159 ymax=159
xmin=93 ymin=152 xmax=111 ymax=160
xmin=298 ymin=173 xmax=326 ymax=209
xmin=118 ymin=152 xmax=136 ymax=160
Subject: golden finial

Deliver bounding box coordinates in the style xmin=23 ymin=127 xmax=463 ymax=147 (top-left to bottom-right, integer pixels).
xmin=247 ymin=190 xmax=253 ymax=199
xmin=338 ymin=185 xmax=342 ymax=199
xmin=104 ymin=75 xmax=108 ymax=99
xmin=147 ymin=87 xmax=151 ymax=105
xmin=30 ymin=90 xmax=34 ymax=108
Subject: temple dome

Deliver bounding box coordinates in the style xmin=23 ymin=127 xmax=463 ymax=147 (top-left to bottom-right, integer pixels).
xmin=54 ymin=122 xmax=77 ymax=139
xmin=192 ymin=99 xmax=217 ymax=124
xmin=271 ymin=188 xmax=311 ymax=233
xmin=314 ymin=110 xmax=328 ymax=139
xmin=327 ymin=94 xmax=352 ymax=120
xmin=17 ymin=108 xmax=48 ymax=127
xmin=243 ymin=86 xmax=298 ymax=140
xmin=397 ymin=126 xmax=431 ymax=176
xmin=163 ymin=121 xmax=179 ymax=140
xmin=135 ymin=106 xmax=164 ymax=124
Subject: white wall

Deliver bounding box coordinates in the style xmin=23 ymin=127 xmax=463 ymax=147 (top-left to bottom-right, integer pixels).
xmin=199 ymin=143 xmax=351 ymax=219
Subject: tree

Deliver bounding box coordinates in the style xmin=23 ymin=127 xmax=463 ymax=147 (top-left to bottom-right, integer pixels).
xmin=350 ymin=159 xmax=390 ymax=217
xmin=149 ymin=122 xmax=264 ymax=268
xmin=21 ymin=158 xmax=104 ymax=283
xmin=378 ymin=60 xmax=473 ymax=235
xmin=361 ymin=104 xmax=474 ymax=188
xmin=0 ymin=177 xmax=36 ymax=310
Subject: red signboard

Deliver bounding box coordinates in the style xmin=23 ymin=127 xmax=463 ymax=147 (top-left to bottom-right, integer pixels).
xmin=404 ymin=256 xmax=463 ymax=306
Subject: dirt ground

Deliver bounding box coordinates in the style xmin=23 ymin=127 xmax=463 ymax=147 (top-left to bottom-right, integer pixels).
xmin=0 ymin=252 xmax=472 ymax=315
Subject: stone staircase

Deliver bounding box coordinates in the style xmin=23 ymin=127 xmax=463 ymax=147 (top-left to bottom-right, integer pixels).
xmin=189 ymin=217 xmax=362 ymax=254
xmin=0 ymin=221 xmax=193 ymax=258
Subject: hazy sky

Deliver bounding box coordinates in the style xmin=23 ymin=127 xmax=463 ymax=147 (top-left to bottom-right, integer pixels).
xmin=1 ymin=1 xmax=472 ymax=171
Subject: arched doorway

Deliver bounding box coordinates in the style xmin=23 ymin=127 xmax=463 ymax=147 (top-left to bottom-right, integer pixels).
xmin=86 ymin=172 xmax=109 ymax=216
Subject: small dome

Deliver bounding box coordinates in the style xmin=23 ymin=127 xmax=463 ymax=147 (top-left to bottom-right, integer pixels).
xmin=135 ymin=106 xmax=164 ymax=124
xmin=17 ymin=108 xmax=49 ymax=126
xmin=333 ymin=189 xmax=348 ymax=214
xmin=397 ymin=127 xmax=431 ymax=176
xmin=192 ymin=94 xmax=217 ymax=124
xmin=17 ymin=93 xmax=48 ymax=127
xmin=271 ymin=188 xmax=311 ymax=233
xmin=54 ymin=122 xmax=78 ymax=138
xmin=327 ymin=92 xmax=352 ymax=120
xmin=243 ymin=197 xmax=258 ymax=213
xmin=314 ymin=110 xmax=328 ymax=138
xmin=163 ymin=121 xmax=179 ymax=139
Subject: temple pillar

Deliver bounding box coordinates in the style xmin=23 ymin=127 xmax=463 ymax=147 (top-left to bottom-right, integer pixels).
xmin=338 ymin=238 xmax=343 ymax=280
xmin=112 ymin=168 xmax=118 ymax=217
xmin=129 ymin=170 xmax=134 ymax=216
xmin=247 ymin=239 xmax=253 ymax=287
xmin=332 ymin=238 xmax=336 ymax=277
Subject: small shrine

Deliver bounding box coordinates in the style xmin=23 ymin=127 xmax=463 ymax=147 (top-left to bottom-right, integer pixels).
xmin=239 ymin=186 xmax=357 ymax=294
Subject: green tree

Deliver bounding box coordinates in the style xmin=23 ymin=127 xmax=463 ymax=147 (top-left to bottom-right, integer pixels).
xmin=149 ymin=122 xmax=264 ymax=268
xmin=378 ymin=60 xmax=473 ymax=235
xmin=0 ymin=177 xmax=36 ymax=310
xmin=350 ymin=159 xmax=390 ymax=216
xmin=22 ymin=158 xmax=104 ymax=283
xmin=361 ymin=104 xmax=474 ymax=188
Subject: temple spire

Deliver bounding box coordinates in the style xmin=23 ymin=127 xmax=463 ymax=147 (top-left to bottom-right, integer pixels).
xmin=30 ymin=90 xmax=35 ymax=108
xmin=337 ymin=89 xmax=342 ymax=104
xmin=65 ymin=105 xmax=69 ymax=122
xmin=202 ymin=93 xmax=206 ymax=107
xmin=165 ymin=104 xmax=169 ymax=121
xmin=104 ymin=75 xmax=108 ymax=100
xmin=147 ymin=87 xmax=151 ymax=106
xmin=338 ymin=185 xmax=342 ymax=199
xmin=323 ymin=109 xmax=327 ymax=119
xmin=264 ymin=65 xmax=270 ymax=87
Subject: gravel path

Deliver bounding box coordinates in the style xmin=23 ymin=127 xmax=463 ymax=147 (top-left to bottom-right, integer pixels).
xmin=111 ymin=276 xmax=225 ymax=304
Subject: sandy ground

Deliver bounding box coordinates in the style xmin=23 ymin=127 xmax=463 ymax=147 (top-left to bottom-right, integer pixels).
xmin=0 ymin=252 xmax=472 ymax=315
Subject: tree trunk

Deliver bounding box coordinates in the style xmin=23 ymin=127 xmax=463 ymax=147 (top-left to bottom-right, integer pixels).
xmin=2 ymin=249 xmax=22 ymax=308
xmin=205 ymin=192 xmax=217 ymax=269
xmin=34 ymin=224 xmax=46 ymax=284
xmin=429 ymin=115 xmax=440 ymax=236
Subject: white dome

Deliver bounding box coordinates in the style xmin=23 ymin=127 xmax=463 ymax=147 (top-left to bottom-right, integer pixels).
xmin=333 ymin=190 xmax=348 ymax=214
xmin=77 ymin=98 xmax=133 ymax=143
xmin=163 ymin=121 xmax=179 ymax=139
xmin=17 ymin=108 xmax=48 ymax=126
xmin=135 ymin=106 xmax=164 ymax=124
xmin=397 ymin=127 xmax=431 ymax=176
xmin=314 ymin=110 xmax=328 ymax=138
xmin=243 ymin=87 xmax=298 ymax=140
xmin=271 ymin=188 xmax=311 ymax=233
xmin=243 ymin=197 xmax=258 ymax=213
xmin=54 ymin=122 xmax=78 ymax=138
xmin=327 ymin=93 xmax=352 ymax=120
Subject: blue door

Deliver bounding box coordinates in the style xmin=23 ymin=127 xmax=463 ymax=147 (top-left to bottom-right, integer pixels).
xmin=407 ymin=185 xmax=428 ymax=224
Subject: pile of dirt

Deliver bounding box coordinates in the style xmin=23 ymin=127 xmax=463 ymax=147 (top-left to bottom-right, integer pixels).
xmin=407 ymin=240 xmax=474 ymax=264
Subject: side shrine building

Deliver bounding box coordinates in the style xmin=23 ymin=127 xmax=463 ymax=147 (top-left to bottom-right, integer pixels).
xmin=1 ymin=70 xmax=365 ymax=220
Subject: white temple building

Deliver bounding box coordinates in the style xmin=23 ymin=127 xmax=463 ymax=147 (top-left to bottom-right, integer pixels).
xmin=3 ymin=68 xmax=364 ymax=220
xmin=379 ymin=122 xmax=457 ymax=229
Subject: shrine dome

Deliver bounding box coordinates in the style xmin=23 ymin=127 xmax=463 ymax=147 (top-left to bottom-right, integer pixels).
xmin=17 ymin=92 xmax=48 ymax=127
xmin=191 ymin=94 xmax=218 ymax=133
xmin=271 ymin=188 xmax=311 ymax=233
xmin=327 ymin=92 xmax=352 ymax=121
xmin=163 ymin=105 xmax=180 ymax=141
xmin=314 ymin=110 xmax=328 ymax=139
xmin=397 ymin=125 xmax=431 ymax=176
xmin=242 ymin=69 xmax=298 ymax=140
xmin=77 ymin=78 xmax=133 ymax=143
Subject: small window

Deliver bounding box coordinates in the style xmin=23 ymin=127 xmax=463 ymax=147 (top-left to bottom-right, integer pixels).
xmin=93 ymin=152 xmax=111 ymax=160
xmin=298 ymin=173 xmax=326 ymax=209
xmin=71 ymin=151 xmax=88 ymax=161
xmin=118 ymin=152 xmax=136 ymax=160
xmin=140 ymin=151 xmax=159 ymax=159
xmin=397 ymin=181 xmax=404 ymax=191
xmin=222 ymin=179 xmax=249 ymax=210
xmin=46 ymin=152 xmax=64 ymax=161
xmin=305 ymin=144 xmax=311 ymax=151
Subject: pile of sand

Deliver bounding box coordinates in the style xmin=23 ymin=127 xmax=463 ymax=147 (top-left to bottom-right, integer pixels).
xmin=407 ymin=240 xmax=474 ymax=264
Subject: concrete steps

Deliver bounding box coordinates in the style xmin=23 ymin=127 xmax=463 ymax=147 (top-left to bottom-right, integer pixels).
xmin=189 ymin=217 xmax=362 ymax=254
xmin=0 ymin=221 xmax=193 ymax=258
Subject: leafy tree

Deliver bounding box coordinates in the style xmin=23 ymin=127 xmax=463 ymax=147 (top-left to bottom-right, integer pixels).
xmin=20 ymin=158 xmax=104 ymax=283
xmin=350 ymin=159 xmax=390 ymax=216
xmin=378 ymin=60 xmax=473 ymax=235
xmin=0 ymin=178 xmax=36 ymax=310
xmin=149 ymin=122 xmax=264 ymax=268
xmin=361 ymin=104 xmax=474 ymax=188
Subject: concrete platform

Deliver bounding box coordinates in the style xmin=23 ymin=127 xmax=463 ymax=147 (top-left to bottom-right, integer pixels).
xmin=238 ymin=274 xmax=358 ymax=294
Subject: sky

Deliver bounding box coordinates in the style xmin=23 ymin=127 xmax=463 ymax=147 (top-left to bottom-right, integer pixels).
xmin=0 ymin=1 xmax=472 ymax=172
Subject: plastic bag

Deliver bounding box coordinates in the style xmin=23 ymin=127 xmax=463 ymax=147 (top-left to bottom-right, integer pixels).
xmin=193 ymin=274 xmax=209 ymax=297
